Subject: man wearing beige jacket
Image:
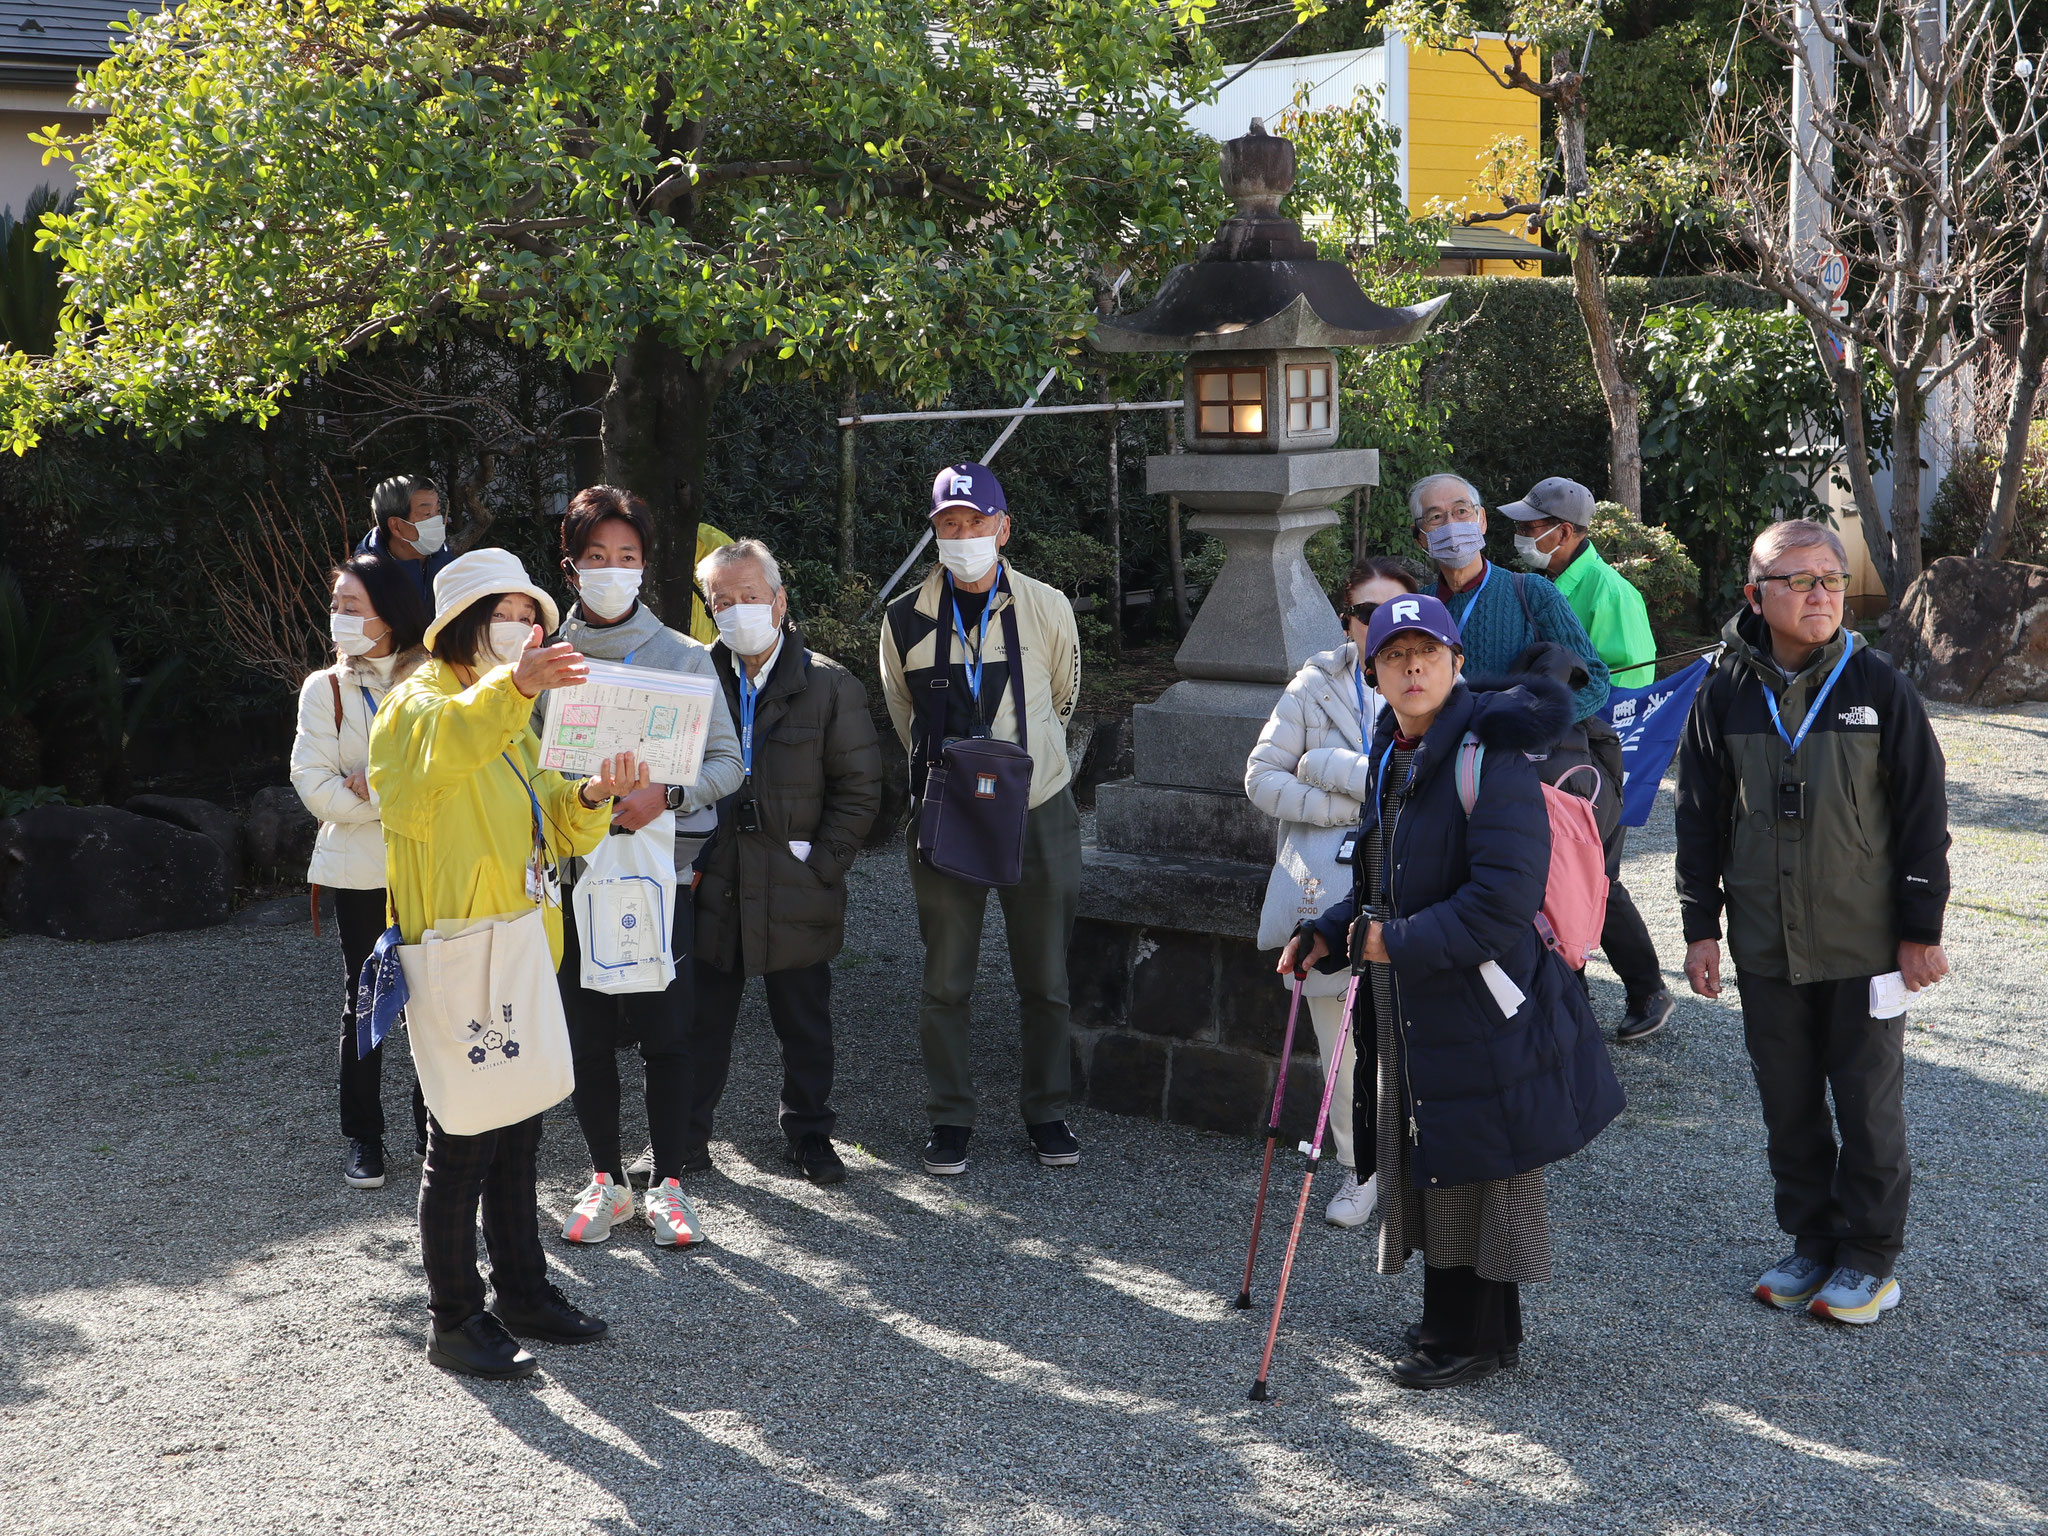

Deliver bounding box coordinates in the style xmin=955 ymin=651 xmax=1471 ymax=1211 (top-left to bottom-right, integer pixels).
xmin=880 ymin=463 xmax=1082 ymax=1177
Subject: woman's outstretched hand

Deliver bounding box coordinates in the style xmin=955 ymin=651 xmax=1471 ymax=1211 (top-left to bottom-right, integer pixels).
xmin=578 ymin=750 xmax=649 ymax=809
xmin=512 ymin=625 xmax=589 ymax=698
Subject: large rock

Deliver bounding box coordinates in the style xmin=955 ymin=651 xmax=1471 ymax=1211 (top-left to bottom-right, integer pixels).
xmin=0 ymin=804 xmax=230 ymax=940
xmin=245 ymin=785 xmax=319 ymax=878
xmin=1886 ymin=556 xmax=2048 ymax=705
xmin=125 ymin=794 xmax=246 ymax=890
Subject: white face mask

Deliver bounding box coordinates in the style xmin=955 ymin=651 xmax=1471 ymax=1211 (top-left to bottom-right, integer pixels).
xmin=936 ymin=535 xmax=1000 ymax=584
xmin=577 ymin=566 xmax=642 ymax=621
xmin=409 ymin=514 xmax=447 ymax=556
xmin=714 ymin=601 xmax=781 ymax=657
xmin=330 ymin=613 xmax=380 ymax=657
xmin=1514 ymin=532 xmax=1551 ymax=570
xmin=483 ymin=620 xmax=532 ymax=667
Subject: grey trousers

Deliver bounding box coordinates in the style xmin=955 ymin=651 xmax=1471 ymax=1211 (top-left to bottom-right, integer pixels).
xmin=908 ymin=787 xmax=1081 ymax=1128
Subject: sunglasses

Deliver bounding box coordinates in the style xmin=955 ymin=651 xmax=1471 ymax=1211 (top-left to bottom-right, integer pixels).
xmin=1338 ymin=600 xmax=1381 ymax=624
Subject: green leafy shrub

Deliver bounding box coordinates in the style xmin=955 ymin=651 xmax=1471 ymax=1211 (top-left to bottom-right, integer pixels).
xmin=1923 ymin=421 xmax=2048 ymax=566
xmin=1590 ymin=502 xmax=1701 ymax=633
xmin=0 ymin=784 xmax=67 ymax=816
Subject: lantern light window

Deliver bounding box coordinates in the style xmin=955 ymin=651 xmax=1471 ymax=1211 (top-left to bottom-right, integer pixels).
xmin=1285 ymin=363 xmax=1331 ymax=434
xmin=1194 ymin=366 xmax=1266 ymax=437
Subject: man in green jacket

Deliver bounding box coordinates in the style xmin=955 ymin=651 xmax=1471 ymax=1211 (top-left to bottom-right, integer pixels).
xmin=1501 ymin=476 xmax=1671 ymax=1044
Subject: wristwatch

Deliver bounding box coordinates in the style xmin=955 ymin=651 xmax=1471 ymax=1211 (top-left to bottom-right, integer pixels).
xmin=664 ymin=783 xmax=686 ymax=812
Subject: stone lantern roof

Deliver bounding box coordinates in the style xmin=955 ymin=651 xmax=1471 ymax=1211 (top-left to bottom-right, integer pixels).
xmin=1090 ymin=119 xmax=1446 ymax=354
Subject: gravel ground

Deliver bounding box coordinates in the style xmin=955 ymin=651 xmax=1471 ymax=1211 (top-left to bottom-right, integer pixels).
xmin=3 ymin=699 xmax=2045 ymax=1536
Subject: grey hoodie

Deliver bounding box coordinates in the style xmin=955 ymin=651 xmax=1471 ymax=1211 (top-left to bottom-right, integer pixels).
xmin=542 ymin=599 xmax=746 ymax=871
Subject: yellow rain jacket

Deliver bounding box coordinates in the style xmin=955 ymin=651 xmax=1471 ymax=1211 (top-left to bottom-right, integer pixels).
xmin=368 ymin=659 xmax=611 ymax=964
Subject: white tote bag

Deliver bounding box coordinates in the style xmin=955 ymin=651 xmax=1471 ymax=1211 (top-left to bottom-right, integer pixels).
xmin=1255 ymin=822 xmax=1353 ymax=951
xmin=573 ymin=810 xmax=678 ymax=995
xmin=398 ymin=905 xmax=576 ymax=1135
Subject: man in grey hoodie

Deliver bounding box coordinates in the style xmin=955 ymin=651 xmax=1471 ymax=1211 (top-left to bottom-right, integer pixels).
xmin=543 ymin=487 xmax=745 ymax=1251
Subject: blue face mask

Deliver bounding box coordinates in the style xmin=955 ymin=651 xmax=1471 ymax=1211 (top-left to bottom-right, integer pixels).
xmin=1424 ymin=519 xmax=1487 ymax=568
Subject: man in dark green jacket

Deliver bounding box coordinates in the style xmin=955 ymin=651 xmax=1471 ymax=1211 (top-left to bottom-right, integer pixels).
xmin=1676 ymin=519 xmax=1951 ymax=1327
xmin=1503 ymin=475 xmax=1670 ymax=1043
xmin=690 ymin=538 xmax=883 ymax=1186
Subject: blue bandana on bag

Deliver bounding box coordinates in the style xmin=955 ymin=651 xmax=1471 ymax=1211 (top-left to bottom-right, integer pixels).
xmin=355 ymin=924 xmax=409 ymax=1060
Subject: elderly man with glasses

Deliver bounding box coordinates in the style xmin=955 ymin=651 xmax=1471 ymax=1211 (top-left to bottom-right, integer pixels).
xmin=1406 ymin=473 xmax=1610 ymax=722
xmin=1676 ymin=519 xmax=1952 ymax=1327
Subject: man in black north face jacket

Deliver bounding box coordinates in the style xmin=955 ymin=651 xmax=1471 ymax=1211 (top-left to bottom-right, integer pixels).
xmin=1675 ymin=520 xmax=1951 ymax=1327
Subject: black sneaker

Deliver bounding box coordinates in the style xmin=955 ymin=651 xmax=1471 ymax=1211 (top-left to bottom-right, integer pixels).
xmin=493 ymin=1283 xmax=609 ymax=1345
xmin=1617 ymin=989 xmax=1675 ymax=1044
xmin=922 ymin=1125 xmax=971 ymax=1176
xmin=784 ymin=1133 xmax=847 ymax=1185
xmin=428 ymin=1312 xmax=538 ymax=1379
xmin=678 ymin=1143 xmax=714 ymax=1175
xmin=344 ymin=1138 xmax=386 ymax=1189
xmin=626 ymin=1143 xmax=657 ymax=1189
xmin=1026 ymin=1120 xmax=1081 ymax=1168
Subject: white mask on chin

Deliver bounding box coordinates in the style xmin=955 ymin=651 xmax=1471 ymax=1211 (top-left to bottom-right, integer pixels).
xmin=936 ymin=535 xmax=1000 ymax=584
xmin=713 ymin=601 xmax=781 ymax=657
xmin=330 ymin=614 xmax=379 ymax=657
xmin=577 ymin=566 xmax=643 ymax=621
xmin=483 ymin=621 xmax=532 ymax=668
xmin=409 ymin=514 xmax=447 ymax=555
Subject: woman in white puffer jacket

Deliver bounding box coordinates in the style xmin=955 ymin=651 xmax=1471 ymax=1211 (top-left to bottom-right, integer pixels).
xmin=1245 ymin=557 xmax=1419 ymax=1228
xmin=290 ymin=550 xmax=430 ymax=1192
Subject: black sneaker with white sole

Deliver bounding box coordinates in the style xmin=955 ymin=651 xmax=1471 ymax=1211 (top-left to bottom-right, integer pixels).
xmin=785 ymin=1133 xmax=847 ymax=1184
xmin=922 ymin=1125 xmax=971 ymax=1176
xmin=1617 ymin=989 xmax=1675 ymax=1044
xmin=344 ymin=1138 xmax=386 ymax=1189
xmin=1026 ymin=1120 xmax=1080 ymax=1167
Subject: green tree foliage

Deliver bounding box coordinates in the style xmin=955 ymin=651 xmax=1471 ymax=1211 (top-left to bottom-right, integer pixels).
xmin=3 ymin=0 xmax=1231 ymax=621
xmin=1638 ymin=303 xmax=1855 ymax=607
xmin=1588 ymin=499 xmax=1697 ymax=633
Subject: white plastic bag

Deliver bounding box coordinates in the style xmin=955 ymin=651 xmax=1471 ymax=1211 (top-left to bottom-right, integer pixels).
xmin=574 ymin=810 xmax=678 ymax=995
xmin=398 ymin=906 xmax=576 ymax=1135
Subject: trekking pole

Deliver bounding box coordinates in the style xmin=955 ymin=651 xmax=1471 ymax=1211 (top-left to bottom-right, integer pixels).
xmin=1236 ymin=922 xmax=1320 ymax=1309
xmin=1248 ymin=917 xmax=1368 ymax=1402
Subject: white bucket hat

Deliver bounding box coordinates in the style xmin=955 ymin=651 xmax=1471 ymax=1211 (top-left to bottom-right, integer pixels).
xmin=422 ymin=548 xmax=561 ymax=653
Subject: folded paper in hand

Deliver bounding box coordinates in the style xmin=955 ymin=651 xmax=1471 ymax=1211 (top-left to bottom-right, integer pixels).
xmin=1869 ymin=971 xmax=1913 ymax=1020
xmin=541 ymin=660 xmax=716 ymax=787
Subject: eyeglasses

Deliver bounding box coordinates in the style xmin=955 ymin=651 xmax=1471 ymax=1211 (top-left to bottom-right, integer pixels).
xmin=1416 ymin=502 xmax=1483 ymax=532
xmin=1759 ymin=570 xmax=1850 ymax=594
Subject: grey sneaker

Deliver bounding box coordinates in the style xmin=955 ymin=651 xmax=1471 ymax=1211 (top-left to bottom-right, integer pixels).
xmin=1754 ymin=1252 xmax=1831 ymax=1310
xmin=1809 ymin=1267 xmax=1902 ymax=1324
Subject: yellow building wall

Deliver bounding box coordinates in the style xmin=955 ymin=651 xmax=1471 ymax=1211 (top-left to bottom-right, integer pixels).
xmin=1404 ymin=36 xmax=1545 ymax=276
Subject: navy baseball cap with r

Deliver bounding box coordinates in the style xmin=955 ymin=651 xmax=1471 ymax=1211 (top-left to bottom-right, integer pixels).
xmin=1364 ymin=592 xmax=1462 ymax=658
xmin=930 ymin=462 xmax=1007 ymax=519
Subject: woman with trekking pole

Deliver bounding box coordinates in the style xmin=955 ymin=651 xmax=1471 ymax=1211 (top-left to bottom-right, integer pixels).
xmin=1276 ymin=594 xmax=1623 ymax=1390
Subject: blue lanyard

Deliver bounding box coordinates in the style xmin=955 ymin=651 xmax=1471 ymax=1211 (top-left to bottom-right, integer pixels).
xmin=360 ymin=685 xmax=380 ymax=721
xmin=1372 ymin=739 xmax=1419 ymax=808
xmin=947 ymin=573 xmax=996 ymax=712
xmin=1762 ymin=634 xmax=1858 ymax=760
xmin=499 ymin=750 xmax=544 ymax=851
xmin=737 ymin=664 xmax=759 ymax=776
xmin=1442 ymin=559 xmax=1492 ymax=615
xmin=1351 ymin=664 xmax=1373 ymax=739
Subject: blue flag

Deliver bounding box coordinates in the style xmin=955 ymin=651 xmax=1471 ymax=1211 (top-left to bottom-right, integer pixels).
xmin=1601 ymin=656 xmax=1714 ymax=828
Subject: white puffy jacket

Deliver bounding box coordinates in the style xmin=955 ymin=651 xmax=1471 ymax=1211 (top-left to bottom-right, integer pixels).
xmin=1244 ymin=642 xmax=1385 ymax=995
xmin=290 ymin=649 xmax=425 ymax=891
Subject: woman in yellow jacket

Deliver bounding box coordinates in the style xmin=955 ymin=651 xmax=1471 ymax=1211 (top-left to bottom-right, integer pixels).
xmin=369 ymin=547 xmax=646 ymax=1381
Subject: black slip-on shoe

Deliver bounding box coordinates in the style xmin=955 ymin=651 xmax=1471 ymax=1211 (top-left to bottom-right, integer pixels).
xmin=922 ymin=1125 xmax=971 ymax=1176
xmin=493 ymin=1285 xmax=609 ymax=1345
xmin=428 ymin=1312 xmax=538 ymax=1379
xmin=343 ymin=1138 xmax=386 ymax=1189
xmin=1389 ymin=1346 xmax=1504 ymax=1390
xmin=1617 ymin=989 xmax=1676 ymax=1044
xmin=784 ymin=1133 xmax=847 ymax=1185
xmin=1026 ymin=1120 xmax=1080 ymax=1167
xmin=1401 ymin=1323 xmax=1516 ymax=1369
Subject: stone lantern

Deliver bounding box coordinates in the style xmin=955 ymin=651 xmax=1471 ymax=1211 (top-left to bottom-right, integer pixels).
xmin=1070 ymin=119 xmax=1445 ymax=1134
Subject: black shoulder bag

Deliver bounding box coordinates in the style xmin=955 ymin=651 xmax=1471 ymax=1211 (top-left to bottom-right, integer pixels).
xmin=916 ymin=579 xmax=1033 ymax=888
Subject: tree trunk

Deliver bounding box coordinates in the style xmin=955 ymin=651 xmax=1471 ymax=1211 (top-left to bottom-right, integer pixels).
xmin=1889 ymin=377 xmax=1927 ymax=596
xmin=1821 ymin=333 xmax=1895 ymax=598
xmin=601 ymin=329 xmax=714 ymax=631
xmin=1978 ymin=213 xmax=2048 ymax=560
xmin=1555 ymin=73 xmax=1642 ymax=515
xmin=1102 ymin=379 xmax=1122 ymax=660
xmin=567 ymin=366 xmax=608 ymax=491
xmin=837 ymin=377 xmax=859 ymax=576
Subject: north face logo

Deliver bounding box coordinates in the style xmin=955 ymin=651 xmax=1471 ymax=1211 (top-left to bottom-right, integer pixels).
xmin=1838 ymin=705 xmax=1879 ymax=727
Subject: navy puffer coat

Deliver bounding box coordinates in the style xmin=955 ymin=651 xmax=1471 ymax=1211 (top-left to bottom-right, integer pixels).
xmin=1312 ymin=675 xmax=1625 ymax=1189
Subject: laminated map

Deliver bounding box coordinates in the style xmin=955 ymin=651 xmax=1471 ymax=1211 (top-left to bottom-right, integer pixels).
xmin=539 ymin=659 xmax=717 ymax=786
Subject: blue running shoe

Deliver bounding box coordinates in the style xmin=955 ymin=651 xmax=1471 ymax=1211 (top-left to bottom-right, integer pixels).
xmin=1809 ymin=1267 xmax=1902 ymax=1324
xmin=1754 ymin=1253 xmax=1831 ymax=1310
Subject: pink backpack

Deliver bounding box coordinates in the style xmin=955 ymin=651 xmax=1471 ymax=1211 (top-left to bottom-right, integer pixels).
xmin=1454 ymin=733 xmax=1611 ymax=970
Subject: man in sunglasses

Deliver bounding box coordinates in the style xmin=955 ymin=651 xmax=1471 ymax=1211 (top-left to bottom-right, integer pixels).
xmin=1675 ymin=519 xmax=1951 ymax=1328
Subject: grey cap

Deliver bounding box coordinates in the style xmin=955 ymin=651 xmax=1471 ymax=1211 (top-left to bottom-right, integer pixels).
xmin=1499 ymin=476 xmax=1594 ymax=528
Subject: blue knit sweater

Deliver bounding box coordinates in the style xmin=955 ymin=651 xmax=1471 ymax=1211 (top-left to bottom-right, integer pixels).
xmin=1435 ymin=561 xmax=1611 ymax=720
